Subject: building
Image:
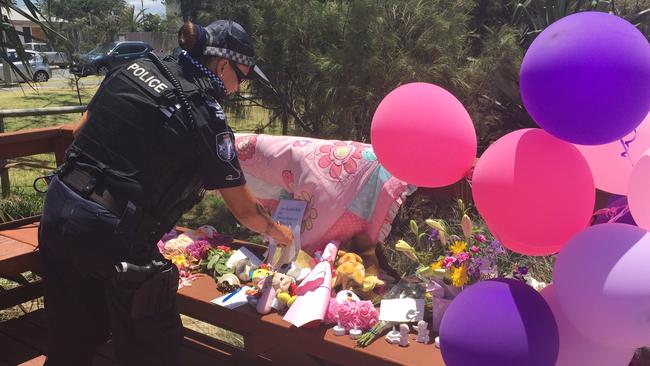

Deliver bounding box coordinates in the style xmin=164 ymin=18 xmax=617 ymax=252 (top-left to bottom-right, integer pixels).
xmin=5 ymin=9 xmax=65 ymax=44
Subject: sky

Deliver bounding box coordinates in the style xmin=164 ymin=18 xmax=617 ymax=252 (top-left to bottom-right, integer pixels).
xmin=16 ymin=0 xmax=166 ymax=16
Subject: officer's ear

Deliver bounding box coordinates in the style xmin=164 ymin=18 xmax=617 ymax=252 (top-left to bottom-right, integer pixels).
xmin=215 ymin=58 xmax=229 ymax=78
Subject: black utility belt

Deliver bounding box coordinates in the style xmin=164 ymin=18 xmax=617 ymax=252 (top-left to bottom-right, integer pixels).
xmin=59 ymin=167 xmax=127 ymax=216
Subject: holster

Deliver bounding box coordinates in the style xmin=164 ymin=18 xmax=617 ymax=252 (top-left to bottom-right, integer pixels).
xmin=112 ymin=260 xmax=179 ymax=319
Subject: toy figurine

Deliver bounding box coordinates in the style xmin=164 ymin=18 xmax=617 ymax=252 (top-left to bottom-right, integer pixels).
xmin=398 ymin=323 xmax=409 ymax=347
xmin=414 ymin=320 xmax=430 ymax=344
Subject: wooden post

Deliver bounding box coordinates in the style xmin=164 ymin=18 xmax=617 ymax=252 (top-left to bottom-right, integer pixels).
xmin=0 ymin=115 xmax=10 ymax=198
xmin=0 ymin=106 xmax=86 ymax=198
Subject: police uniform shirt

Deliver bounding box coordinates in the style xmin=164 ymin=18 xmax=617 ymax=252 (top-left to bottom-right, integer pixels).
xmin=84 ymin=56 xmax=246 ymax=193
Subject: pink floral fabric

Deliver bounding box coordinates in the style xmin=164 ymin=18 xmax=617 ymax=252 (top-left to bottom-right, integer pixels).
xmin=234 ymin=134 xmax=416 ymax=255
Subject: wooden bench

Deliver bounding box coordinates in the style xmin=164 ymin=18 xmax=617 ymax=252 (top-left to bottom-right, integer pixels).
xmin=1 ymin=125 xmax=445 ymax=365
xmin=3 ymin=125 xmax=641 ymax=366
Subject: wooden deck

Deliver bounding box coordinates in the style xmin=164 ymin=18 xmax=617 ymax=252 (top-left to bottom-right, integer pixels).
xmin=0 ymin=309 xmax=235 ymax=366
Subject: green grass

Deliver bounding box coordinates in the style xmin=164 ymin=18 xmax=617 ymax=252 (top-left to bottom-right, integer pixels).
xmin=0 ymin=84 xmax=279 ymax=222
xmin=0 ymin=85 xmax=98 ymax=132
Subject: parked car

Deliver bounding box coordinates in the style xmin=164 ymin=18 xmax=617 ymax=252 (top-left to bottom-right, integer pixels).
xmin=0 ymin=49 xmax=51 ymax=83
xmin=70 ymin=41 xmax=153 ymax=76
xmin=23 ymin=42 xmax=69 ymax=67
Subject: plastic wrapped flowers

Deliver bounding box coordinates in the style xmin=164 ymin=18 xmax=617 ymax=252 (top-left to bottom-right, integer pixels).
xmin=157 ymin=225 xmax=233 ymax=287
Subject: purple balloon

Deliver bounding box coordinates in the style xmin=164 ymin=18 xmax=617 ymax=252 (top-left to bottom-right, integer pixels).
xmin=440 ymin=279 xmax=559 ymax=366
xmin=520 ymin=12 xmax=650 ymax=145
xmin=541 ymin=285 xmax=635 ymax=366
xmin=554 ymin=223 xmax=650 ymax=348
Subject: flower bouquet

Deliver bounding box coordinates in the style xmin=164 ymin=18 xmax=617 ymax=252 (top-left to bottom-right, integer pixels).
xmin=157 ymin=225 xmax=234 ymax=286
xmin=393 ymin=200 xmax=506 ymax=331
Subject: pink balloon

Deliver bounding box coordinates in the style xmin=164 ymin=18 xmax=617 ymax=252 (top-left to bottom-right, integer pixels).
xmin=472 ymin=129 xmax=595 ymax=255
xmin=575 ymin=112 xmax=650 ymax=194
xmin=628 ymin=149 xmax=650 ymax=230
xmin=554 ymin=223 xmax=650 ymax=348
xmin=494 ymin=230 xmax=562 ymax=255
xmin=370 ymin=83 xmax=477 ymax=187
xmin=541 ymin=285 xmax=635 ymax=366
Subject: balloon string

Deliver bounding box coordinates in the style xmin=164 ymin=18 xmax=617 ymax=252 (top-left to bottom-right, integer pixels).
xmin=594 ymin=204 xmax=630 ymax=223
xmin=608 ymin=205 xmax=630 ymax=223
xmin=619 ymin=129 xmax=638 ymax=161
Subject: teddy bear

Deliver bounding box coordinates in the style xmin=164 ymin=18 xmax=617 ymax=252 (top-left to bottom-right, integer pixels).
xmin=254 ymin=272 xmax=297 ymax=314
xmin=334 ymin=250 xmax=385 ymax=294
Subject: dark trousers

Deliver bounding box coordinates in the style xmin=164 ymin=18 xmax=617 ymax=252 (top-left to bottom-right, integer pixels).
xmin=38 ymin=176 xmax=182 ymax=366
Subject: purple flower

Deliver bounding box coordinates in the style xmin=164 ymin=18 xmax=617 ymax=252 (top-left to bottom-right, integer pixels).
xmin=428 ymin=229 xmax=440 ymax=241
xmin=186 ymin=240 xmax=212 ymax=260
xmin=489 ymin=240 xmax=506 ymax=255
xmin=517 ymin=266 xmax=528 ymax=276
xmin=474 ymin=233 xmax=487 ymax=243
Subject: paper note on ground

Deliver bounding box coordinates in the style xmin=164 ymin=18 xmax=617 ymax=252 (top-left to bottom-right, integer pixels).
xmin=211 ymin=286 xmax=252 ymax=309
xmin=379 ymin=298 xmax=425 ymax=323
xmin=226 ymin=247 xmax=262 ymax=269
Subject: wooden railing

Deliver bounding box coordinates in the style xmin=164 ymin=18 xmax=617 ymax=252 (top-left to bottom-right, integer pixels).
xmin=0 ymin=106 xmax=84 ymax=197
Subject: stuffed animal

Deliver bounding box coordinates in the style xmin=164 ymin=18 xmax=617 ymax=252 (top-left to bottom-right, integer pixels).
xmin=273 ymin=273 xmax=298 ymax=308
xmin=334 ymin=251 xmax=385 ymax=292
xmin=255 ymin=272 xmax=298 ymax=314
xmin=250 ymin=265 xmax=273 ymax=285
xmin=234 ymin=258 xmax=257 ymax=282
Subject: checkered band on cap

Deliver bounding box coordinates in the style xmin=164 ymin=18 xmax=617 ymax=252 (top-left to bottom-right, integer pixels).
xmin=204 ymin=46 xmax=255 ymax=66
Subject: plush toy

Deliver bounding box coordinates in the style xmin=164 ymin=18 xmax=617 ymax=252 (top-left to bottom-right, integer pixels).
xmin=234 ymin=258 xmax=257 ymax=282
xmin=334 ymin=251 xmax=385 ymax=293
xmin=256 ymin=275 xmax=276 ymax=314
xmin=254 ymin=271 xmax=299 ymax=314
xmin=250 ymin=265 xmax=273 ymax=285
xmin=273 ymin=273 xmax=297 ymax=308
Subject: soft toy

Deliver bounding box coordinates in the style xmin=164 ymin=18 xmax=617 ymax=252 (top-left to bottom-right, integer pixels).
xmin=250 ymin=265 xmax=273 ymax=285
xmin=255 ymin=272 xmax=298 ymax=314
xmin=334 ymin=250 xmax=385 ymax=293
xmin=234 ymin=258 xmax=258 ymax=282
xmin=273 ymin=273 xmax=297 ymax=308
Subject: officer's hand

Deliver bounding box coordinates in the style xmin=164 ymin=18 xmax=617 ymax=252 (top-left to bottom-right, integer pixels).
xmin=272 ymin=223 xmax=294 ymax=247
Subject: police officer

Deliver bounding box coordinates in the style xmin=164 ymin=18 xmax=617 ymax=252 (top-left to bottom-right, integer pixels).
xmin=38 ymin=20 xmax=293 ymax=366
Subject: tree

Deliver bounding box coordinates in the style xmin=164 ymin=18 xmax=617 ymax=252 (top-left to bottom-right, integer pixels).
xmin=1 ymin=0 xmax=69 ymax=83
xmin=36 ymin=0 xmax=127 ymax=53
xmin=142 ymin=13 xmax=165 ymax=32
xmin=512 ymin=0 xmax=650 ymax=46
xmin=121 ymin=4 xmax=146 ymax=32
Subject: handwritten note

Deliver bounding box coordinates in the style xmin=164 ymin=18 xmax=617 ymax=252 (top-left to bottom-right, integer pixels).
xmin=273 ymin=199 xmax=308 ymax=229
xmin=265 ymin=199 xmax=307 ymax=267
xmin=379 ymin=298 xmax=425 ymax=323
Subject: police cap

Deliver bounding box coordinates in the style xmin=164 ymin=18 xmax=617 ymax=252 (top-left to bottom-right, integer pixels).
xmin=200 ymin=20 xmax=270 ymax=84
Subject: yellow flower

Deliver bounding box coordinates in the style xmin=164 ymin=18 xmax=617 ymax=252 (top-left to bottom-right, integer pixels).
xmin=430 ymin=259 xmax=444 ymax=271
xmin=450 ymin=263 xmax=469 ymax=287
xmin=171 ymin=254 xmax=189 ymax=268
xmin=449 ymin=241 xmax=467 ymax=255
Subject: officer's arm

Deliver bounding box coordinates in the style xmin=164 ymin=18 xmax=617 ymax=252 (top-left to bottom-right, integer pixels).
xmin=73 ymin=111 xmax=90 ymax=138
xmin=218 ymin=184 xmax=294 ymax=246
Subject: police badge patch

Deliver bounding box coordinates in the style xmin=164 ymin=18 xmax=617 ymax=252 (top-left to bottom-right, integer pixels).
xmin=216 ymin=132 xmax=236 ymax=162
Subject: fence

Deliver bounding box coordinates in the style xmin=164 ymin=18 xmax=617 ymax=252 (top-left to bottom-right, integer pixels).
xmin=0 ymin=105 xmax=86 ymax=198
